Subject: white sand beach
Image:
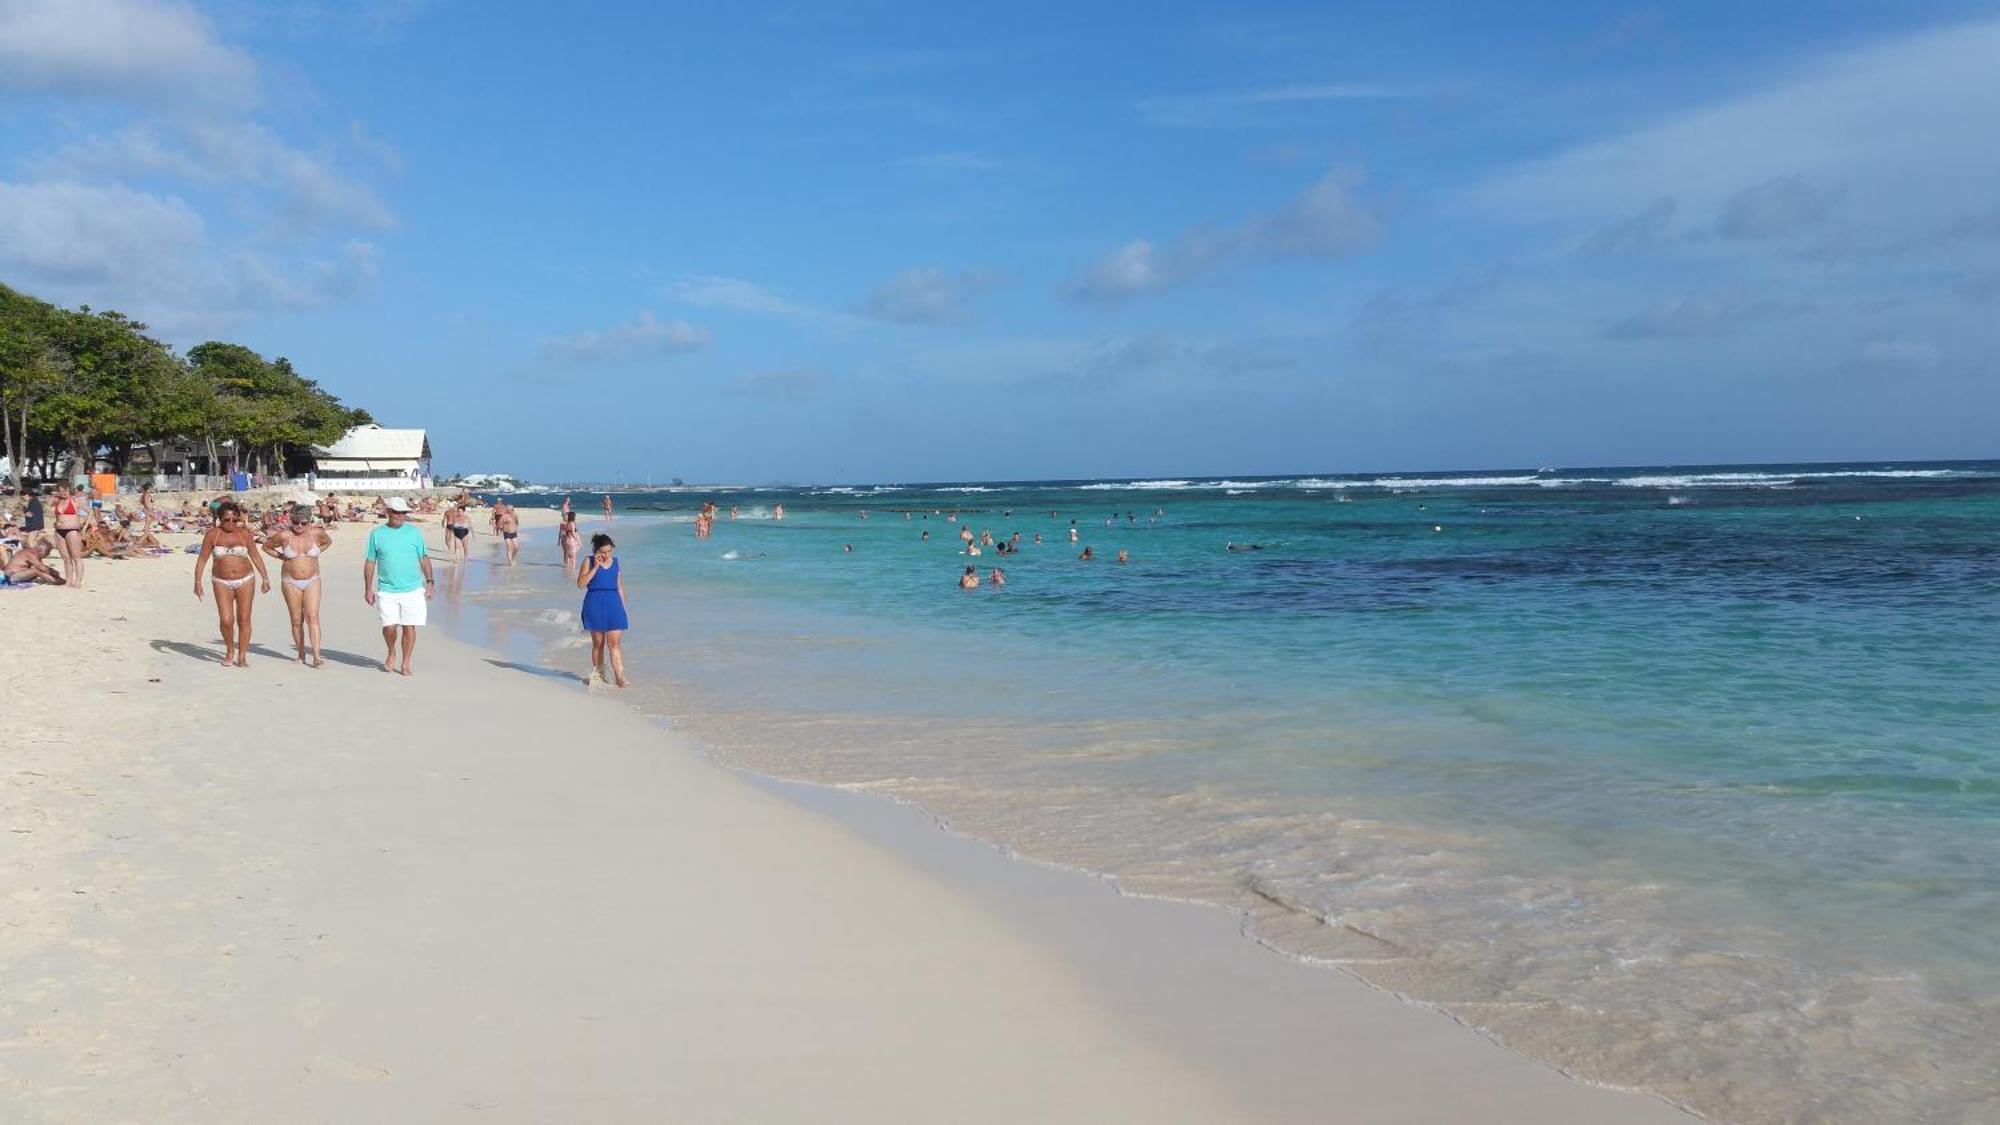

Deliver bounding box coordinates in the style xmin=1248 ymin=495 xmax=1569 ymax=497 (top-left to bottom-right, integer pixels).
xmin=0 ymin=520 xmax=1693 ymax=1123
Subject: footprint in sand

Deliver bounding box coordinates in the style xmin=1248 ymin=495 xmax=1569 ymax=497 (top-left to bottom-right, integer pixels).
xmin=310 ymin=1053 xmax=393 ymax=1082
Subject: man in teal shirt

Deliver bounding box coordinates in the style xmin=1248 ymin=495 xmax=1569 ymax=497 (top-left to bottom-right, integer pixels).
xmin=364 ymin=496 xmax=435 ymax=675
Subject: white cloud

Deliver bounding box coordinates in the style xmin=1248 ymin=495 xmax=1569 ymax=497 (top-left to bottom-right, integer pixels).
xmin=231 ymin=240 xmax=381 ymax=310
xmin=1714 ymin=175 xmax=1838 ymax=240
xmin=0 ymin=1 xmax=395 ymax=333
xmin=540 ymin=312 xmax=710 ymax=366
xmin=1578 ymin=197 xmax=1678 ymax=255
xmin=1477 ymin=19 xmax=2000 ymax=245
xmin=1605 ymin=288 xmax=1813 ymax=339
xmin=1069 ymin=241 xmax=1175 ymax=302
xmin=39 ymin=121 xmax=395 ymax=234
xmin=0 ymin=179 xmax=205 ymax=287
xmin=1069 ymin=169 xmax=1383 ymax=302
xmin=1856 ymin=337 xmax=1943 ymax=370
xmin=861 ymin=267 xmax=992 ymax=326
xmin=0 ymin=0 xmax=258 ymax=107
xmin=668 ymin=275 xmax=849 ymax=325
xmin=0 ymin=179 xmax=384 ymax=334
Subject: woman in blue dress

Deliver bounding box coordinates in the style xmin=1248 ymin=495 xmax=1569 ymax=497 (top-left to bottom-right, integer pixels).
xmin=576 ymin=533 xmax=630 ymax=686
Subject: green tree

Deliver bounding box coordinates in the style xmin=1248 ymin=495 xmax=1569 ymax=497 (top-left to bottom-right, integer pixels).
xmin=33 ymin=306 xmax=178 ymax=478
xmin=0 ymin=284 xmax=67 ymax=493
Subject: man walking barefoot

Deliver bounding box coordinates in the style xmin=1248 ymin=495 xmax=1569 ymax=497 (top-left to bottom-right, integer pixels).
xmin=498 ymin=504 xmax=520 ymax=566
xmin=364 ymin=497 xmax=435 ymax=676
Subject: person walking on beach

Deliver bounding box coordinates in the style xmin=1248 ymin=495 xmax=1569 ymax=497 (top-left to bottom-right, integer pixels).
xmin=497 ymin=504 xmax=520 ymax=565
xmin=364 ymin=497 xmax=434 ymax=676
xmin=194 ymin=500 xmax=270 ymax=667
xmin=558 ymin=511 xmax=582 ymax=572
xmin=577 ymin=532 xmax=629 ymax=687
xmin=444 ymin=502 xmax=471 ymax=560
xmin=602 ymin=493 xmax=614 ymax=522
xmin=266 ymin=504 xmax=332 ymax=667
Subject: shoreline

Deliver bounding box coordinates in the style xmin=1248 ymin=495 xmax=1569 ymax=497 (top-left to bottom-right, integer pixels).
xmin=450 ymin=511 xmax=1699 ymax=1120
xmin=2 ymin=515 xmax=1690 ymax=1121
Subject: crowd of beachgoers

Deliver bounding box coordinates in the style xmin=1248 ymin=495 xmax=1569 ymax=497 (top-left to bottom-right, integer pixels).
xmin=0 ymin=484 xmax=450 ymax=589
xmin=1 ymin=483 xmax=634 ymax=688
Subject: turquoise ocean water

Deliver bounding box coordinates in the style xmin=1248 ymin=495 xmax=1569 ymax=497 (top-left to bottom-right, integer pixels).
xmin=479 ymin=461 xmax=2000 ymax=1124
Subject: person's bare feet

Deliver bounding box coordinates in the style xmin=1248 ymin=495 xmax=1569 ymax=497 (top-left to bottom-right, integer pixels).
xmin=234 ymin=655 xmax=249 ymax=667
xmin=398 ymin=664 xmax=412 ymax=677
xmin=615 ymin=676 xmax=628 ymax=688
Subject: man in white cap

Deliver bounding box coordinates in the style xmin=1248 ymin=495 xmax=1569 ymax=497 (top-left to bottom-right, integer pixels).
xmin=363 ymin=496 xmax=434 ymax=675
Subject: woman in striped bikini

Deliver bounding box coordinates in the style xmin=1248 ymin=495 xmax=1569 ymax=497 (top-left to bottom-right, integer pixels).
xmin=265 ymin=504 xmax=333 ymax=667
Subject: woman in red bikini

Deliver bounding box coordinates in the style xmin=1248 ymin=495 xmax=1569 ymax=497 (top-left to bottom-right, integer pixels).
xmin=194 ymin=501 xmax=270 ymax=667
xmin=50 ymin=484 xmax=86 ymax=588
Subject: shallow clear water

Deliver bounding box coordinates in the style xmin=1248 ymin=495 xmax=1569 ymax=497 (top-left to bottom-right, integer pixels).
xmin=481 ymin=462 xmax=2000 ymax=1124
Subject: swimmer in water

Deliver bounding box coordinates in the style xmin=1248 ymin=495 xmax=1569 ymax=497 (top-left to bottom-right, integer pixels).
xmin=989 ymin=567 xmax=1005 ymax=587
xmin=1116 ymin=548 xmax=1129 ymax=564
xmin=959 ymin=566 xmax=979 ymax=589
xmin=1079 ymin=546 xmax=1095 ymax=561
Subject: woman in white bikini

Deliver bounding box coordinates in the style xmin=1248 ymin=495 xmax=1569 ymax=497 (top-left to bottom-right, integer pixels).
xmin=194 ymin=500 xmax=270 ymax=667
xmin=265 ymin=503 xmax=333 ymax=666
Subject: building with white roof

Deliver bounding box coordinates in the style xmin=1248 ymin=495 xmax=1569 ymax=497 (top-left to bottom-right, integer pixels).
xmin=312 ymin=425 xmax=433 ymax=491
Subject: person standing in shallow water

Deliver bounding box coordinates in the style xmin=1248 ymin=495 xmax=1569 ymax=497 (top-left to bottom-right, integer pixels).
xmin=578 ymin=532 xmax=630 ymax=687
xmin=558 ymin=511 xmax=582 ymax=572
xmin=497 ymin=504 xmax=520 ymax=565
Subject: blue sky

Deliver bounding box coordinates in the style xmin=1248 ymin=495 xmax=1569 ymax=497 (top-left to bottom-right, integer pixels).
xmin=2 ymin=1 xmax=1996 ymax=482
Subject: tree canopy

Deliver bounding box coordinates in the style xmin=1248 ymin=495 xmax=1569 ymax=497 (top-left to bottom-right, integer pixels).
xmin=0 ymin=282 xmax=371 ymax=492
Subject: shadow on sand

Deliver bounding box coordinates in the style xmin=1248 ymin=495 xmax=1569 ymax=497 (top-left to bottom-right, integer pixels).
xmin=247 ymin=643 xmax=381 ymax=669
xmin=484 ymin=658 xmax=585 ymax=684
xmin=150 ymin=638 xmax=383 ymax=670
xmin=149 ymin=638 xmax=227 ymax=664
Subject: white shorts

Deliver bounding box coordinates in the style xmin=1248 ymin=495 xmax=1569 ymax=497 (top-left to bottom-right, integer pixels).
xmin=376 ymin=588 xmax=428 ymax=627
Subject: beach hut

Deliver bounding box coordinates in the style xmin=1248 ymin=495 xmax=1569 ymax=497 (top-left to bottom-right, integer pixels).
xmin=312 ymin=425 xmax=433 ymax=491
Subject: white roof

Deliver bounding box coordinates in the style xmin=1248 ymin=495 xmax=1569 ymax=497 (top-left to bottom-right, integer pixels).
xmin=316 ymin=425 xmax=430 ymax=461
